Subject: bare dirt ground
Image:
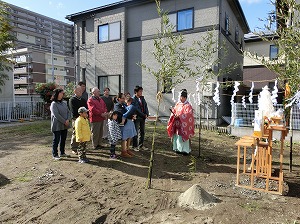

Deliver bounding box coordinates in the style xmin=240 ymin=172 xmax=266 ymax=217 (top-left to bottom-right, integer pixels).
xmin=0 ymin=120 xmax=300 ymax=224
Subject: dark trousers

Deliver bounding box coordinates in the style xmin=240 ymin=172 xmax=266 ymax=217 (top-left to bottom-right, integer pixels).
xmin=70 ymin=119 xmax=79 ymax=150
xmin=52 ymin=129 xmax=68 ymax=157
xmin=133 ymin=118 xmax=145 ymax=147
xmin=110 ymin=144 xmax=116 ymax=155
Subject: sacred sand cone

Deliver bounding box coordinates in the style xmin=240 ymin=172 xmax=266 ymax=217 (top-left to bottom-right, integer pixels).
xmin=178 ymin=184 xmax=220 ymax=210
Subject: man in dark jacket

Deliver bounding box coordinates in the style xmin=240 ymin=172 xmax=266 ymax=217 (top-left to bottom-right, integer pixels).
xmin=69 ymin=85 xmax=87 ymax=154
xmin=132 ymin=86 xmax=149 ymax=151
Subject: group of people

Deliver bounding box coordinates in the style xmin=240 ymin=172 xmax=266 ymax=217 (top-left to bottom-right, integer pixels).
xmin=50 ymin=81 xmax=195 ymax=163
xmin=50 ymin=82 xmax=151 ymax=163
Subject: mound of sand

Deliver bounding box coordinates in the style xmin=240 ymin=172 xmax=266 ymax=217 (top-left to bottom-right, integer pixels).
xmin=178 ymin=184 xmax=219 ymax=210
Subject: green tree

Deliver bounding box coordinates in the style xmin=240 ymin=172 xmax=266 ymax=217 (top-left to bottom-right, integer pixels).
xmin=139 ymin=0 xmax=237 ymax=189
xmin=245 ymin=0 xmax=300 ymax=123
xmin=247 ymin=0 xmax=300 ymax=95
xmin=35 ymin=82 xmax=57 ymax=103
xmin=0 ymin=2 xmax=15 ymax=92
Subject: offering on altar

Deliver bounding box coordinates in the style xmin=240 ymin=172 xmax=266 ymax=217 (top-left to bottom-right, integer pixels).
xmin=253 ymin=110 xmax=263 ymax=137
xmin=253 ymin=86 xmax=275 ymax=137
xmin=258 ymin=85 xmax=275 ymax=118
xmin=270 ymin=109 xmax=284 ymax=125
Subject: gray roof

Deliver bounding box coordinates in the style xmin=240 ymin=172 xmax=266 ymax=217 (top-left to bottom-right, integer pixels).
xmin=244 ymin=31 xmax=278 ymax=42
xmin=65 ymin=0 xmax=151 ymax=21
xmin=65 ymin=0 xmax=250 ymax=32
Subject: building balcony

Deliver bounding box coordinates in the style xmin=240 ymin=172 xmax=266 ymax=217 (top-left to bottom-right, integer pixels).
xmin=14 ymin=88 xmax=29 ymax=95
xmin=14 ymin=77 xmax=29 ymax=84
xmin=15 ymin=56 xmax=31 ymax=64
xmin=14 ymin=67 xmax=28 ymax=74
xmin=47 ymin=78 xmax=67 ymax=86
xmin=47 ymin=59 xmax=66 ymax=67
xmin=47 ymin=69 xmax=66 ymax=76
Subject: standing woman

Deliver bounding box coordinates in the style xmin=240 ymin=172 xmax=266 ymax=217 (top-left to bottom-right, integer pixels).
xmin=167 ymin=89 xmax=195 ymax=155
xmin=50 ymin=88 xmax=71 ymax=160
xmin=114 ymin=93 xmax=137 ymax=157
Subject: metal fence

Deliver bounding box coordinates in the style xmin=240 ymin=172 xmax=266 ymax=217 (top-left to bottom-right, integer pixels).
xmin=0 ymin=101 xmax=45 ymax=122
xmin=232 ymin=103 xmax=300 ymax=130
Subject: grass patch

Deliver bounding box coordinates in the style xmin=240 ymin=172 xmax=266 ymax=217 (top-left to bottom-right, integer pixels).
xmin=15 ymin=171 xmax=33 ymax=182
xmin=0 ymin=120 xmax=50 ymax=137
xmin=239 ymin=202 xmax=261 ymax=212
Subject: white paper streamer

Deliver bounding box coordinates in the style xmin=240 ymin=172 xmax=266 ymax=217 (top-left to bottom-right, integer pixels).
xmin=213 ymin=82 xmax=220 ymax=106
xmin=285 ymin=91 xmax=300 ymax=109
xmin=177 ymin=91 xmax=181 ymax=102
xmin=188 ymin=93 xmax=192 ymax=105
xmin=230 ymin=81 xmax=240 ymax=106
xmin=271 ymin=80 xmax=278 ymax=106
xmin=197 ymin=92 xmax=201 ymax=105
xmin=196 ymin=81 xmax=200 ymax=92
xmin=242 ymin=95 xmax=246 ymax=108
xmin=171 ymin=88 xmax=176 ymax=102
xmin=192 ymin=93 xmax=196 ymax=105
xmin=249 ymin=82 xmax=254 ymax=104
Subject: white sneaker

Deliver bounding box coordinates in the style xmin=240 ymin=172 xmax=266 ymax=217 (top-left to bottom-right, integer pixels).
xmin=53 ymin=156 xmax=60 ymax=160
xmin=139 ymin=145 xmax=149 ymax=151
xmin=132 ymin=147 xmax=140 ymax=152
xmin=60 ymin=154 xmax=70 ymax=158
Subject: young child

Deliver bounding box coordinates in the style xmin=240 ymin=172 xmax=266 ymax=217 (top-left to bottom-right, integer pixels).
xmin=121 ymin=96 xmax=137 ymax=123
xmin=75 ymin=107 xmax=91 ymax=163
xmin=107 ymin=111 xmax=122 ymax=158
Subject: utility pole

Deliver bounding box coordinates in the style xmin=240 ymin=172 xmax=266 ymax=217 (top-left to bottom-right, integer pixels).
xmin=51 ymin=22 xmax=54 ymax=82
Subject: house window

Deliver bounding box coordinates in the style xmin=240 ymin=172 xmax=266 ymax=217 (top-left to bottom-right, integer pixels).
xmin=82 ymin=21 xmax=86 ymax=44
xmin=177 ymin=9 xmax=193 ymax=31
xmin=98 ymin=75 xmax=121 ymax=96
xmin=168 ymin=8 xmax=194 ymax=32
xmin=99 ymin=25 xmax=109 ymax=42
xmin=235 ymin=27 xmax=240 ymax=44
xmin=225 ymin=13 xmax=230 ymax=35
xmin=98 ymin=21 xmax=121 ymax=43
xmin=268 ymin=81 xmax=275 ymax=89
xmin=240 ymin=38 xmax=244 ymax=51
xmin=270 ymin=45 xmax=278 ymax=60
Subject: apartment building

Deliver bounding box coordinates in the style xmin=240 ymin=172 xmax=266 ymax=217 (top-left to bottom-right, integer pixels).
xmin=3 ymin=2 xmax=75 ymax=100
xmin=66 ymin=0 xmax=249 ymax=123
xmin=12 ymin=48 xmax=74 ymax=98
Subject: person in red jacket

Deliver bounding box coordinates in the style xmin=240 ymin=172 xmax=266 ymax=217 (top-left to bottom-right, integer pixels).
xmin=87 ymin=87 xmax=108 ymax=150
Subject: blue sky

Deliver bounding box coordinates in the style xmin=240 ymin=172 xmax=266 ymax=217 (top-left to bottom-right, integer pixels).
xmin=3 ymin=0 xmax=275 ymax=32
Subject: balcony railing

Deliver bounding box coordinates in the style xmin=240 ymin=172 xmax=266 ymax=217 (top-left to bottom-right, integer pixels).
xmin=47 ymin=69 xmax=66 ymax=76
xmin=47 ymin=59 xmax=66 ymax=67
xmin=47 ymin=78 xmax=67 ymax=86
xmin=15 ymin=57 xmax=31 ymax=63
xmin=14 ymin=67 xmax=27 ymax=74
xmin=14 ymin=88 xmax=29 ymax=95
xmin=14 ymin=77 xmax=29 ymax=84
